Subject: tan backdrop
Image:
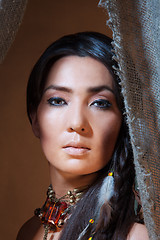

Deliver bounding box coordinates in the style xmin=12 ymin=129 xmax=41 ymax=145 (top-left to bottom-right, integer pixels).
xmin=0 ymin=1 xmax=111 ymax=239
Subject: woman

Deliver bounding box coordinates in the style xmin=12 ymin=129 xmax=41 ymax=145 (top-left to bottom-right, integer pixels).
xmin=17 ymin=32 xmax=149 ymax=240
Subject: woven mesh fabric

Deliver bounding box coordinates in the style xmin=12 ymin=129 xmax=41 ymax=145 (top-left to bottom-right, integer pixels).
xmin=0 ymin=0 xmax=28 ymax=63
xmin=99 ymin=0 xmax=160 ymax=239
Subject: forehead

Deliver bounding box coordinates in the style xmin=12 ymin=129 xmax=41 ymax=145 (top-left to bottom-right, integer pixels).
xmin=45 ymin=56 xmax=114 ymax=90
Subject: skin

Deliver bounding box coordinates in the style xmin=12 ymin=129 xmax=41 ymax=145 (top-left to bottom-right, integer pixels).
xmin=31 ymin=56 xmax=122 ymax=197
xmin=17 ymin=56 xmax=149 ymax=240
xmin=127 ymin=223 xmax=149 ymax=240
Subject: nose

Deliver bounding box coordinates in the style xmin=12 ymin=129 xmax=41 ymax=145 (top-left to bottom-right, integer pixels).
xmin=67 ymin=105 xmax=91 ymax=135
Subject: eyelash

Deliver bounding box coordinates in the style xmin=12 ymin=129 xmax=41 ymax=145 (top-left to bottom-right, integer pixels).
xmin=90 ymin=99 xmax=112 ymax=110
xmin=47 ymin=97 xmax=67 ymax=106
xmin=47 ymin=97 xmax=111 ymax=110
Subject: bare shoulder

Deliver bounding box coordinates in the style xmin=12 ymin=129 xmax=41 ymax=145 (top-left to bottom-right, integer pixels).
xmin=16 ymin=216 xmax=41 ymax=240
xmin=127 ymin=223 xmax=149 ymax=240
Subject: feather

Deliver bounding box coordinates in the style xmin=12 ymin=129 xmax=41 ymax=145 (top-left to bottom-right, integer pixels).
xmin=98 ymin=175 xmax=114 ymax=207
xmin=77 ymin=223 xmax=90 ymax=240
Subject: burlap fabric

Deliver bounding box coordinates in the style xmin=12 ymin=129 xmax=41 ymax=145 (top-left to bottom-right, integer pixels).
xmin=0 ymin=0 xmax=28 ymax=63
xmin=99 ymin=0 xmax=160 ymax=239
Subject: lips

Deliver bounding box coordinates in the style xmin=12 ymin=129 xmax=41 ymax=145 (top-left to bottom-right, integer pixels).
xmin=62 ymin=142 xmax=90 ymax=156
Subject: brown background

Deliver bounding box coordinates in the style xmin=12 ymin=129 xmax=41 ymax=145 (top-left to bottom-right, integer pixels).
xmin=0 ymin=1 xmax=111 ymax=239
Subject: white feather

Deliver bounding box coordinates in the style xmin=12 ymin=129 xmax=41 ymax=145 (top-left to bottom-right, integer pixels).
xmin=78 ymin=175 xmax=114 ymax=239
xmin=77 ymin=223 xmax=90 ymax=240
xmin=98 ymin=175 xmax=114 ymax=207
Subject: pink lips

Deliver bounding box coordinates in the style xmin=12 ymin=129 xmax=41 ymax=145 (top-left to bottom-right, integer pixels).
xmin=63 ymin=142 xmax=90 ymax=156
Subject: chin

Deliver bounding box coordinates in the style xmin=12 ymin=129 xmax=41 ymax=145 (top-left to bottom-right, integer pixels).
xmin=63 ymin=167 xmax=92 ymax=176
xmin=61 ymin=164 xmax=101 ymax=177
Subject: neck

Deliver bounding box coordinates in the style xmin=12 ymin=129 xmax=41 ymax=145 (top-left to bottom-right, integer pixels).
xmin=49 ymin=164 xmax=98 ymax=198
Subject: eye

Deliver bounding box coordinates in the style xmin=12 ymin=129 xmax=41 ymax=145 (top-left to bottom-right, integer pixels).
xmin=47 ymin=97 xmax=67 ymax=106
xmin=90 ymin=99 xmax=112 ymax=110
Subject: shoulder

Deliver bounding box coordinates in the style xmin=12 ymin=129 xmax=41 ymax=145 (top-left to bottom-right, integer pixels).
xmin=16 ymin=216 xmax=41 ymax=240
xmin=127 ymin=223 xmax=149 ymax=240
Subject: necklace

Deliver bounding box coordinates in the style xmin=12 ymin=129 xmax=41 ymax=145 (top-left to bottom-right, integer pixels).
xmin=35 ymin=185 xmax=88 ymax=240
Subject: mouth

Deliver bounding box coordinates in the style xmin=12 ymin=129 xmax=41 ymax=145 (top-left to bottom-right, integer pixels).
xmin=62 ymin=143 xmax=90 ymax=156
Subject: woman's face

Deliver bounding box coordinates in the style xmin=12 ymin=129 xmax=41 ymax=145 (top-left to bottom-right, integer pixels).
xmin=32 ymin=56 xmax=122 ymax=177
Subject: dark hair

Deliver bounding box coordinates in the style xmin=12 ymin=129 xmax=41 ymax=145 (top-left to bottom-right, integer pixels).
xmin=27 ymin=32 xmax=123 ymax=122
xmin=27 ymin=32 xmax=137 ymax=239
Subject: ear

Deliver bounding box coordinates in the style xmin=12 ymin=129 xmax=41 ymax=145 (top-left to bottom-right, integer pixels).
xmin=30 ymin=112 xmax=40 ymax=138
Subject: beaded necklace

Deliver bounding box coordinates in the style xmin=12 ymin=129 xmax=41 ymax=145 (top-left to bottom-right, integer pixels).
xmin=35 ymin=185 xmax=88 ymax=240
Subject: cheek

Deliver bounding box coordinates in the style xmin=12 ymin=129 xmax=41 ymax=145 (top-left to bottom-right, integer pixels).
xmin=96 ymin=114 xmax=122 ymax=156
xmin=37 ymin=115 xmax=61 ymax=161
xmin=99 ymin=112 xmax=121 ymax=137
xmin=37 ymin=108 xmax=59 ymax=143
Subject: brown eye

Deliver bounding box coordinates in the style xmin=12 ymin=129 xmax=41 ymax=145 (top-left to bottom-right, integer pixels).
xmin=90 ymin=99 xmax=112 ymax=110
xmin=47 ymin=97 xmax=67 ymax=106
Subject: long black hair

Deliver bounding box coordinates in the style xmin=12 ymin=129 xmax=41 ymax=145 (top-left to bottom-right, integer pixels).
xmin=27 ymin=32 xmax=136 ymax=239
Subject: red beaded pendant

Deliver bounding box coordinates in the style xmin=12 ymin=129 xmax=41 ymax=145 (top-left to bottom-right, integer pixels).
xmin=41 ymin=197 xmax=68 ymax=229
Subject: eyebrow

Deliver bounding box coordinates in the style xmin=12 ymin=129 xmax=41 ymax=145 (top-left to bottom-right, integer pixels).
xmin=87 ymin=85 xmax=115 ymax=95
xmin=44 ymin=85 xmax=115 ymax=95
xmin=44 ymin=85 xmax=72 ymax=93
